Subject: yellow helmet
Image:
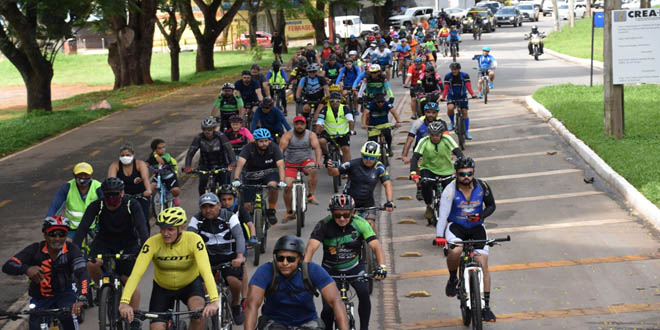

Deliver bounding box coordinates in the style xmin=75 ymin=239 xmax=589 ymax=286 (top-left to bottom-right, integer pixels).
xmin=156 ymin=207 xmax=187 ymax=227
xmin=73 ymin=162 xmax=93 ymax=175
xmin=329 ymin=84 xmax=341 ymax=93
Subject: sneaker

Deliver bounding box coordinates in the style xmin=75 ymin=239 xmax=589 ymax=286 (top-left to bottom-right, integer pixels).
xmin=284 ymin=211 xmax=296 ymax=223
xmin=489 ymin=82 xmax=494 ymax=89
xmin=477 ymin=93 xmax=483 ymax=99
xmin=307 ymin=194 xmax=319 ymax=205
xmin=445 ymin=278 xmax=458 ymax=297
xmin=482 ymin=306 xmax=496 ymax=322
xmin=232 ymin=305 xmax=245 ymax=325
xmin=424 ymin=205 xmax=434 ymax=220
xmin=129 ymin=320 xmax=142 ymax=330
xmin=266 ymin=208 xmax=278 ymax=225
xmin=466 ymin=133 xmax=473 ymax=140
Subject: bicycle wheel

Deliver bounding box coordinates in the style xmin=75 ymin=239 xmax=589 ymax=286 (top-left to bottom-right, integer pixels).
xmin=98 ymin=286 xmax=111 ymax=329
xmin=152 ymin=188 xmax=163 ymax=219
xmin=260 ymin=203 xmax=268 ymax=254
xmin=349 ymin=303 xmax=357 ymax=330
xmin=482 ymin=79 xmax=488 ymax=104
xmin=402 ymin=62 xmax=408 ymax=85
xmin=331 ymin=150 xmax=342 ymax=193
xmin=380 ymin=139 xmax=389 ymax=168
xmin=456 ymin=114 xmax=466 ymax=150
xmin=253 ymin=211 xmax=262 ymax=266
xmin=362 ymin=244 xmax=375 ymax=294
xmin=295 ymin=185 xmax=304 ymax=237
xmin=469 ymin=271 xmax=483 ymax=330
xmin=222 ymin=291 xmax=234 ymax=329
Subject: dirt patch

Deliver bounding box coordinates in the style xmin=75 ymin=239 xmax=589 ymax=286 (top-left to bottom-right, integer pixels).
xmin=0 ymin=83 xmax=113 ymax=110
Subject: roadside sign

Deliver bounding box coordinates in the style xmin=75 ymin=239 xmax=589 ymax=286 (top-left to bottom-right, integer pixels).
xmin=593 ymin=12 xmax=604 ymax=28
xmin=612 ymin=9 xmax=660 ymax=84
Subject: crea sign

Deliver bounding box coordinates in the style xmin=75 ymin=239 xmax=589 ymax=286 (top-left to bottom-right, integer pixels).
xmin=612 ymin=8 xmax=660 ymax=84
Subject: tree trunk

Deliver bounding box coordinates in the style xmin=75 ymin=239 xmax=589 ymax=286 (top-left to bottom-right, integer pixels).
xmin=249 ymin=9 xmax=259 ymax=49
xmin=552 ymin=0 xmax=560 ymax=31
xmin=568 ymin=0 xmax=575 ymax=27
xmin=585 ymin=0 xmax=591 ymax=17
xmin=640 ymin=0 xmax=650 ymax=7
xmin=170 ymin=49 xmax=180 ymax=81
xmin=375 ymin=0 xmax=394 ymax=32
xmin=265 ymin=9 xmax=276 ymax=33
xmin=196 ymin=39 xmax=215 ymax=71
xmin=276 ymin=9 xmax=288 ymax=53
xmin=25 ymin=67 xmax=54 ymax=112
xmin=310 ymin=1 xmax=327 ymax=45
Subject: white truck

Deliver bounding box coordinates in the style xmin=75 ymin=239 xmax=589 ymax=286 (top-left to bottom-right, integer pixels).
xmin=326 ymin=16 xmax=380 ymax=41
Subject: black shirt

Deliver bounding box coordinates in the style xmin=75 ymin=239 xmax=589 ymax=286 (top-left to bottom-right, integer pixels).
xmin=234 ymin=78 xmax=262 ymax=103
xmin=304 ymin=49 xmax=317 ymax=65
xmin=185 ymin=131 xmax=236 ymax=169
xmin=272 ymin=35 xmax=284 ymax=49
xmin=73 ymin=197 xmax=149 ymax=248
xmin=239 ymin=142 xmax=283 ymax=180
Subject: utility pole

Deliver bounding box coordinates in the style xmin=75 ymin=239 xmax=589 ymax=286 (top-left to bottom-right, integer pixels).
xmin=586 ymin=0 xmax=592 ymax=17
xmin=603 ymin=0 xmax=624 ymax=138
xmin=568 ymin=0 xmax=575 ymax=27
xmin=551 ymin=0 xmax=560 ymax=31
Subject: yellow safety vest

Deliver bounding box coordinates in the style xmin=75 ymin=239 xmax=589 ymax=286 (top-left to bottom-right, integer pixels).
xmin=268 ymin=69 xmax=286 ymax=88
xmin=65 ymin=179 xmax=101 ymax=229
xmin=324 ymin=104 xmax=349 ymax=136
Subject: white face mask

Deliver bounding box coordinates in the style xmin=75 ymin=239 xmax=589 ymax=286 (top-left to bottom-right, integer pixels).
xmin=119 ymin=156 xmax=134 ymax=165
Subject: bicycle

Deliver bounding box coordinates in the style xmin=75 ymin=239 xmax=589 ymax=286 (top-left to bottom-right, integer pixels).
xmin=321 ymin=132 xmax=344 ymax=193
xmin=440 ymin=38 xmax=449 ymax=58
xmin=209 ymin=261 xmax=236 ymax=330
xmin=400 ymin=57 xmax=411 ymax=85
xmin=0 ymin=306 xmax=74 ymax=330
xmin=472 ymin=23 xmax=482 ymax=40
xmin=150 ymin=164 xmax=175 ymax=218
xmin=299 ymin=98 xmax=320 ymax=130
xmin=445 ymin=98 xmax=468 ymax=150
xmin=449 ymin=236 xmax=510 ymax=330
xmin=244 ymin=100 xmax=260 ymax=127
xmin=391 ymin=53 xmax=399 ymax=79
xmin=354 ymin=205 xmax=389 ymax=295
xmin=132 ymin=308 xmax=203 ymax=330
xmin=285 ymin=165 xmax=310 ymax=237
xmin=366 ymin=125 xmax=397 ymax=168
xmin=191 ymin=167 xmax=233 ymax=196
xmin=329 ymin=271 xmax=373 ymax=330
xmin=240 ymin=184 xmax=280 ymax=266
xmin=92 ymin=253 xmax=136 ymax=330
xmin=420 ymin=175 xmax=455 ymax=231
xmin=450 ymin=41 xmax=460 ymax=62
xmin=272 ymin=83 xmax=286 ymax=115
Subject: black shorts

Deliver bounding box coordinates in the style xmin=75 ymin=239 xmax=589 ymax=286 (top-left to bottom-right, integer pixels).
xmin=324 ymin=133 xmax=350 ymax=147
xmin=149 ymin=276 xmax=206 ymax=323
xmin=209 ymin=254 xmax=244 ymax=280
xmin=151 ymin=173 xmax=180 ymax=191
xmin=410 ymin=87 xmax=418 ymax=98
xmin=89 ymin=240 xmax=138 ymax=278
xmin=242 ymin=172 xmax=280 ymax=204
xmin=446 ymin=223 xmax=488 ymax=253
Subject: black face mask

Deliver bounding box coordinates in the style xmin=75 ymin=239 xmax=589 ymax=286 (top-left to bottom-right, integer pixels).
xmin=77 ymin=178 xmax=92 ymax=186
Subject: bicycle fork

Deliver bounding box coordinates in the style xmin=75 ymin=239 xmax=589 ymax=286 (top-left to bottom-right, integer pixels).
xmin=463 ymin=266 xmax=485 ymax=308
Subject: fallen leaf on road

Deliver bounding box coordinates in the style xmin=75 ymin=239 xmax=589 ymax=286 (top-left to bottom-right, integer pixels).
xmin=397 ymin=196 xmax=413 ymax=200
xmin=399 ymin=219 xmax=417 ymax=224
xmin=406 ymin=291 xmax=430 ymax=298
xmin=401 ymin=252 xmax=422 ymax=257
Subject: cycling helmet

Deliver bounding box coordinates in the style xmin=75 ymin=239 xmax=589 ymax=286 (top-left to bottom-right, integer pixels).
xmin=454 ymin=157 xmax=476 ymax=170
xmin=222 ymin=82 xmax=235 ymax=90
xmin=374 ymin=94 xmax=386 ymax=103
xmin=348 ymin=50 xmax=358 ymax=56
xmin=262 ymin=97 xmax=274 ymax=107
xmin=424 ymin=102 xmax=439 ymax=112
xmin=218 ymin=184 xmax=237 ymax=197
xmin=101 ymin=177 xmax=124 ymax=192
xmin=73 ymin=162 xmax=93 ymax=175
xmin=369 ymin=64 xmax=381 ymax=72
xmin=368 ymin=35 xmax=375 ymax=42
xmin=370 ymin=42 xmax=377 ymax=48
xmin=253 ymin=128 xmax=272 ymax=140
xmin=414 ymin=57 xmax=423 ymax=64
xmin=482 ymin=46 xmax=491 ymax=52
xmin=329 ymin=54 xmax=338 ymax=61
xmin=307 ymin=64 xmax=319 ymax=72
xmin=272 ymin=61 xmax=280 ymax=67
xmin=298 ymin=58 xmax=309 ymax=67
xmin=425 ymin=65 xmax=435 ymax=73
xmin=449 ymin=62 xmax=461 ymax=70
xmin=273 ymin=235 xmax=305 ymax=257
xmin=329 ymin=84 xmax=342 ymax=93
xmin=156 ymin=207 xmax=187 ymax=227
xmin=361 ymin=141 xmax=381 ymax=157
xmin=229 ymin=114 xmax=243 ymax=123
xmin=329 ymin=91 xmax=342 ymax=100
xmin=392 ymin=33 xmax=399 ymax=38
xmin=43 ymin=216 xmax=70 ymax=233
xmin=428 ymin=120 xmax=447 ymax=134
xmin=349 ymin=34 xmax=356 ymax=39
xmin=201 ymin=117 xmax=217 ymax=128
xmin=328 ymin=194 xmax=355 ymax=211
xmin=323 ymin=39 xmax=330 ymax=44
xmin=378 ymin=39 xmax=386 ymax=47
xmin=532 ymin=25 xmax=538 ymax=31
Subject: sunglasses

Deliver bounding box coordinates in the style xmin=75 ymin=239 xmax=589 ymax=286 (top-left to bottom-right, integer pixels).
xmin=458 ymin=171 xmax=473 ymax=177
xmin=330 ymin=99 xmax=341 ymax=103
xmin=333 ymin=212 xmax=352 ymax=219
xmin=275 ymin=255 xmax=298 ymax=263
xmin=362 ymin=155 xmax=377 ymax=161
xmin=105 ymin=191 xmax=121 ymax=197
xmin=47 ymin=230 xmax=67 ymax=238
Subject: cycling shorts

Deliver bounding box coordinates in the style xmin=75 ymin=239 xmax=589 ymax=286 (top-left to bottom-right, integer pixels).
xmin=151 ymin=174 xmax=180 ymax=191
xmin=148 ymin=276 xmax=205 ymax=323
xmin=242 ymin=172 xmax=280 ymax=204
xmin=447 ymin=99 xmax=469 ymax=110
xmin=209 ymin=254 xmax=244 ymax=281
xmin=89 ymin=240 xmax=138 ymax=278
xmin=445 ymin=223 xmax=489 ymax=255
xmin=322 ymin=134 xmax=350 ymax=148
xmin=285 ymin=158 xmax=315 ymax=178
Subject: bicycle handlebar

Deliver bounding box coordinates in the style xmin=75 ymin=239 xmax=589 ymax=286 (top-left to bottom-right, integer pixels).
xmin=88 ymin=253 xmax=137 ymax=263
xmin=190 ymin=167 xmax=233 ymax=176
xmin=133 ymin=309 xmax=204 ymax=321
xmin=448 ymin=236 xmax=511 ymax=249
xmin=0 ymin=307 xmax=72 ymax=320
xmin=330 ymin=271 xmax=373 ymax=281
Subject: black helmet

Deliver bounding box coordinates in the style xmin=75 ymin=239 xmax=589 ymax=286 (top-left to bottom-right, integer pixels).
xmin=101 ymin=177 xmax=124 ymax=192
xmin=328 ymin=194 xmax=355 ymax=211
xmin=272 ymin=61 xmax=280 ymax=67
xmin=262 ymin=97 xmax=274 ymax=107
xmin=454 ymin=157 xmax=476 ymax=171
xmin=329 ymin=91 xmax=342 ymax=100
xmin=298 ymin=59 xmax=309 ymax=67
xmin=229 ymin=114 xmax=243 ymax=123
xmin=428 ymin=120 xmax=447 ymax=134
xmin=218 ymin=184 xmax=237 ymax=196
xmin=449 ymin=62 xmax=461 ymax=70
xmin=273 ymin=235 xmax=305 ymax=256
xmin=329 ymin=54 xmax=337 ymax=61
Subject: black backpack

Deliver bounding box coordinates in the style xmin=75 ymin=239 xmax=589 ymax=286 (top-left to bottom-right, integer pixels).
xmin=265 ymin=262 xmax=319 ymax=297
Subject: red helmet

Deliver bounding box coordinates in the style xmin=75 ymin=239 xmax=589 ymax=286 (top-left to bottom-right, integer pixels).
xmin=368 ymin=35 xmax=375 ymax=42
xmin=42 ymin=216 xmax=70 ymax=233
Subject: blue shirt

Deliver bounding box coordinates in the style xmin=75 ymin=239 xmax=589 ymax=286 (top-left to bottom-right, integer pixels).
xmin=250 ymin=107 xmax=291 ymax=136
xmin=298 ymin=76 xmax=324 ymax=96
xmin=365 ymin=101 xmax=393 ymax=126
xmin=449 ymin=30 xmax=460 ymax=41
xmin=249 ymin=262 xmax=333 ymax=326
xmin=46 ymin=182 xmax=103 ymax=217
xmin=336 ymin=65 xmax=362 ymax=87
xmin=476 ymin=54 xmax=496 ymax=71
xmin=448 ymin=181 xmax=485 ymax=229
xmin=234 ymin=78 xmax=262 ymax=103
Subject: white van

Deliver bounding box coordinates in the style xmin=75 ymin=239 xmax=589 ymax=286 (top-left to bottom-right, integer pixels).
xmin=326 ymin=16 xmax=380 ymax=41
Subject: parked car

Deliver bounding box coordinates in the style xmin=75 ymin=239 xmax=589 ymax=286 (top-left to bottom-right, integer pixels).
xmin=462 ymin=8 xmax=495 ymax=33
xmin=475 ymin=1 xmax=503 ymax=15
xmin=557 ymin=3 xmax=586 ymax=20
xmin=328 ymin=16 xmax=380 ymax=40
xmin=495 ymin=6 xmax=523 ymax=27
xmin=437 ymin=7 xmax=468 ymax=21
xmin=389 ymin=7 xmax=433 ymax=29
xmin=234 ymin=31 xmax=272 ymax=49
xmin=517 ymin=3 xmax=539 ymax=21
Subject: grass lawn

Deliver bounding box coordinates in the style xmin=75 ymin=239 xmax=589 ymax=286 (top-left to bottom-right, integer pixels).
xmin=0 ymin=51 xmax=291 ymax=157
xmin=533 ymin=83 xmax=660 ymax=207
xmin=544 ymin=18 xmax=603 ymax=62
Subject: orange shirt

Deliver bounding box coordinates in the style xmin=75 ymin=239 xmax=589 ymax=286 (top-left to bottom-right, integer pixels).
xmin=421 ymin=21 xmax=429 ymax=30
xmin=409 ymin=38 xmax=419 ymax=56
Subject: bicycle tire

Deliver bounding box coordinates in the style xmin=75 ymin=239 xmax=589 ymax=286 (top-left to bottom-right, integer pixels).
xmin=456 ymin=113 xmax=466 ymax=150
xmin=253 ymin=211 xmax=262 ymax=266
xmin=260 ymin=202 xmax=268 ymax=254
xmin=222 ymin=290 xmax=234 ymax=329
xmin=380 ymin=139 xmax=389 ymax=168
xmin=331 ymin=150 xmax=342 ymax=193
xmin=362 ymin=244 xmax=375 ymax=295
xmin=349 ymin=303 xmax=357 ymax=330
xmin=296 ymin=185 xmax=304 ymax=237
xmin=98 ymin=286 xmax=111 ymax=329
xmin=152 ymin=188 xmax=163 ymax=219
xmin=461 ymin=304 xmax=471 ymax=326
xmin=469 ymin=271 xmax=483 ymax=330
xmin=482 ymin=79 xmax=488 ymax=104
xmin=402 ymin=62 xmax=408 ymax=85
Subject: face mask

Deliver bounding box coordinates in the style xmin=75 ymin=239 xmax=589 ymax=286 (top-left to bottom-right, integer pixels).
xmin=119 ymin=156 xmax=134 ymax=165
xmin=77 ymin=178 xmax=92 ymax=186
xmin=105 ymin=195 xmax=122 ymax=207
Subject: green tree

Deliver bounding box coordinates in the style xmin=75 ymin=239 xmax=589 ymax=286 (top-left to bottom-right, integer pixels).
xmin=156 ymin=0 xmax=188 ymax=81
xmin=0 ymin=0 xmax=90 ymax=111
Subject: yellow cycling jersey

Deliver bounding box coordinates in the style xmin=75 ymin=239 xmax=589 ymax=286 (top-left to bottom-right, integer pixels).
xmin=120 ymin=231 xmax=218 ymax=303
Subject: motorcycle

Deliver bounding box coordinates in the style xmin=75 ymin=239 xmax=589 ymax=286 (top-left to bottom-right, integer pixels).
xmin=524 ymin=32 xmax=546 ymax=61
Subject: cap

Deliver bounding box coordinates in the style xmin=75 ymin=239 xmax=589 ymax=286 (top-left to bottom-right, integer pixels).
xmin=73 ymin=162 xmax=93 ymax=175
xmin=293 ymin=115 xmax=307 ymax=124
xmin=199 ymin=193 xmax=220 ymax=206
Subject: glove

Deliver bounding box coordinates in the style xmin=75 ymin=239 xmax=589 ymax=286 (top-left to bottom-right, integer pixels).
xmin=232 ymin=180 xmax=241 ymax=188
xmin=410 ymin=172 xmax=420 ymax=181
xmin=183 ymin=167 xmax=193 ymax=173
xmin=278 ymin=181 xmax=287 ymax=188
xmin=384 ymin=201 xmax=394 ymax=209
xmin=375 ymin=265 xmax=388 ymax=278
xmin=433 ymin=237 xmax=447 ymax=246
xmin=389 ymin=97 xmax=395 ymax=104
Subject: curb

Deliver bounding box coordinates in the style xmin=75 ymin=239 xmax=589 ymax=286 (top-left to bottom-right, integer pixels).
xmin=525 ymin=95 xmax=660 ymax=231
xmin=545 ymin=48 xmax=604 ymax=70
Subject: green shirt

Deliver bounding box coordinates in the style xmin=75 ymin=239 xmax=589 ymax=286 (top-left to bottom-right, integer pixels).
xmin=310 ymin=215 xmax=376 ymax=270
xmin=414 ymin=135 xmax=458 ymax=176
xmin=213 ymin=94 xmax=244 ymax=112
xmin=425 ymin=40 xmax=437 ymax=52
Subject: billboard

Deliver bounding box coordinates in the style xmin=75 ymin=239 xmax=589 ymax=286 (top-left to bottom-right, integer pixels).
xmin=611 ymin=8 xmax=660 ymax=84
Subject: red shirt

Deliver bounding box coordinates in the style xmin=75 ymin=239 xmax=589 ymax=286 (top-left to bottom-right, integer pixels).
xmin=408 ymin=64 xmax=426 ymax=86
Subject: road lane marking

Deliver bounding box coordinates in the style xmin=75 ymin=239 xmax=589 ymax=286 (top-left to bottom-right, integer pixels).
xmin=89 ymin=150 xmax=100 ymax=157
xmin=469 ymin=113 xmax=525 ymax=121
xmin=470 ymin=123 xmax=548 ymax=132
xmin=111 ymin=138 xmax=123 ymax=145
xmin=134 ymin=127 xmax=143 ymax=133
xmin=152 ymin=119 xmax=161 ymax=125
xmin=31 ymin=180 xmax=47 ymax=188
xmin=62 ymin=164 xmax=74 ymax=171
xmin=497 ymin=191 xmax=605 ymax=204
xmin=473 ymin=151 xmax=554 ymax=162
xmin=0 ymin=200 xmax=12 ymax=208
xmin=394 ymin=169 xmax=583 ymax=190
xmin=386 ymin=218 xmax=633 ymax=244
xmin=399 ymin=302 xmax=660 ymax=329
xmin=392 ymin=253 xmax=660 ymax=280
xmin=466 ymin=134 xmax=550 ymax=145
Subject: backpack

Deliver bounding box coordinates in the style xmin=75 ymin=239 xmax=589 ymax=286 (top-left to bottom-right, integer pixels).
xmin=265 ymin=261 xmax=319 ymax=297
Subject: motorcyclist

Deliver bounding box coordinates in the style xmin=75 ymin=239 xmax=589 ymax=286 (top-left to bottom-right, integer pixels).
xmin=527 ymin=25 xmax=544 ymax=55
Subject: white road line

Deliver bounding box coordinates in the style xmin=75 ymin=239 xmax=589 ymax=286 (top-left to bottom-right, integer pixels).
xmin=470 ymin=123 xmax=548 ymax=132
xmin=467 ymin=134 xmax=550 ymax=145
xmin=472 ymin=151 xmax=553 ymax=162
xmin=470 ymin=113 xmax=531 ymax=121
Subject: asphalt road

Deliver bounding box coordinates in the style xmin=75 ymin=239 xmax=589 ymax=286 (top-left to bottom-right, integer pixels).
xmin=3 ymin=14 xmax=660 ymax=330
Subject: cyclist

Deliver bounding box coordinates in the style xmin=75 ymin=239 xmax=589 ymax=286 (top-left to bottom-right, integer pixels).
xmin=3 ymin=216 xmax=88 ymax=330
xmin=395 ymin=38 xmax=412 ymax=76
xmin=266 ymin=61 xmax=289 ymax=115
xmin=73 ymin=178 xmax=148 ymax=327
xmin=437 ymin=25 xmax=450 ymax=56
xmin=361 ymin=94 xmax=402 ymax=154
xmin=353 ymin=64 xmax=394 ymax=111
xmin=304 ymin=43 xmax=320 ymax=66
xmin=321 ymin=54 xmax=343 ymax=85
xmin=250 ymin=97 xmax=291 ymax=143
xmin=371 ymin=40 xmax=393 ymax=79
xmin=289 ymin=58 xmax=309 ymax=101
xmin=304 ymin=194 xmax=387 ymax=330
xmin=441 ymin=62 xmax=478 ymax=140
xmin=336 ymin=57 xmax=362 ymax=112
xmin=360 ymin=42 xmax=377 ymax=63
xmin=434 ymin=157 xmax=497 ymax=322
xmin=189 ymin=193 xmax=246 ymax=324
xmin=211 ymin=82 xmax=245 ymax=131
xmin=417 ymin=44 xmax=435 ymax=68
xmin=235 ymin=70 xmax=264 ymax=116
xmin=245 ymin=235 xmax=348 ymax=330
xmin=326 ymin=142 xmax=394 ymax=230
xmin=419 ymin=65 xmax=443 ymax=96
xmin=46 ymin=162 xmax=102 ymax=239
xmin=108 ymin=142 xmax=152 ymax=222
xmin=232 ymin=128 xmax=287 ymax=225
xmin=406 ymin=57 xmax=426 ymax=117
xmin=251 ymin=64 xmax=270 ymax=98
xmin=344 ymin=34 xmax=362 ymax=54
xmin=316 ymin=91 xmax=354 ymax=164
xmin=401 ymin=102 xmax=444 ymax=164
xmin=147 ymin=138 xmax=181 ymax=207
xmin=286 ymin=48 xmax=305 ymax=72
xmin=448 ymin=25 xmax=461 ymax=57
xmin=183 ymin=117 xmax=236 ymax=195
xmin=296 ymin=64 xmax=329 ymax=121
xmin=424 ymin=33 xmax=438 ymax=64
xmin=225 ymin=114 xmax=254 ymax=155
xmin=528 ymin=25 xmax=544 ymax=55
xmin=474 ymin=46 xmax=497 ymax=98
xmin=409 ymin=121 xmax=463 ymax=224
xmin=389 ymin=34 xmax=401 ymax=54
xmin=280 ymin=115 xmax=324 ymax=221
xmin=118 ymin=207 xmax=221 ymax=330
xmin=320 ymin=40 xmax=333 ymax=64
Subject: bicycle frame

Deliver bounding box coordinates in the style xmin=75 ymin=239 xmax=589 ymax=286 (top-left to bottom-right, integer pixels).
xmin=94 ymin=253 xmax=136 ymax=330
xmin=192 ymin=167 xmax=232 ymax=195
xmin=133 ymin=308 xmax=203 ymax=330
xmin=151 ymin=165 xmax=174 ymax=217
xmin=330 ymin=271 xmax=371 ymax=330
xmin=210 ymin=262 xmax=235 ymax=329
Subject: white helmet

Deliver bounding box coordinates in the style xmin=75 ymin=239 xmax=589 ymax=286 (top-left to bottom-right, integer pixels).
xmin=349 ymin=50 xmax=358 ymax=56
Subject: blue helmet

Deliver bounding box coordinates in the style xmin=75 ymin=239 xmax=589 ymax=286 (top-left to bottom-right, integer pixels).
xmin=424 ymin=102 xmax=439 ymax=111
xmin=482 ymin=46 xmax=491 ymax=52
xmin=253 ymin=128 xmax=272 ymax=140
xmin=414 ymin=57 xmax=423 ymax=64
xmin=349 ymin=34 xmax=355 ymax=39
